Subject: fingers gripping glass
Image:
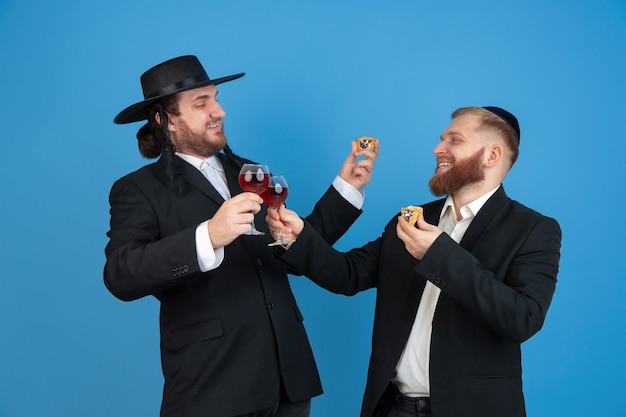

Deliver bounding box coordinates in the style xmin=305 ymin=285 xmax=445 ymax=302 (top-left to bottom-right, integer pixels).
xmin=261 ymin=176 xmax=293 ymax=247
xmin=238 ymin=164 xmax=270 ymax=235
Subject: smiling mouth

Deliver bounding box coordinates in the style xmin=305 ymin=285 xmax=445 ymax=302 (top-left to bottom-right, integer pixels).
xmin=437 ymin=161 xmax=452 ymax=171
xmin=207 ymin=121 xmax=221 ymax=130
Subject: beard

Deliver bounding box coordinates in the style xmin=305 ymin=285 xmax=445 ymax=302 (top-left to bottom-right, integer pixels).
xmin=175 ymin=119 xmax=227 ymax=158
xmin=428 ymin=147 xmax=485 ymax=196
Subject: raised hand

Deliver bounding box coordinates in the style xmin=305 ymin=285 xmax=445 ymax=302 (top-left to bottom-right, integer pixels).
xmin=339 ymin=138 xmax=380 ymax=190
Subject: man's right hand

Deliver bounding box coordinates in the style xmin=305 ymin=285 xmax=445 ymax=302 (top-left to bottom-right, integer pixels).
xmin=208 ymin=192 xmax=263 ymax=248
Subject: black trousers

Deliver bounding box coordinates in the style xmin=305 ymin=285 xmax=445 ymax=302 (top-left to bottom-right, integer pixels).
xmin=373 ymin=384 xmax=431 ymax=417
xmin=235 ymin=381 xmax=311 ymax=417
xmin=235 ymin=398 xmax=310 ymax=417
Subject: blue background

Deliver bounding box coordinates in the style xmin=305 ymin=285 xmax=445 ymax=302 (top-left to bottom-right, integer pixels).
xmin=1 ymin=1 xmax=625 ymax=416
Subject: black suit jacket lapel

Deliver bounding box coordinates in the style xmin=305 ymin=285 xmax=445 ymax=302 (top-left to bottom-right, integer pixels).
xmin=218 ymin=153 xmax=244 ymax=197
xmin=156 ymin=155 xmax=227 ymax=205
xmin=459 ymin=185 xmax=509 ymax=251
xmin=423 ymin=199 xmax=446 ymax=226
xmin=397 ymin=198 xmax=445 ymax=323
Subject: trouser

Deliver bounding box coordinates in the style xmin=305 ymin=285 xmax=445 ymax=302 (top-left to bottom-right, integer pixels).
xmin=373 ymin=384 xmax=431 ymax=417
xmin=273 ymin=398 xmax=311 ymax=417
xmin=236 ymin=389 xmax=311 ymax=417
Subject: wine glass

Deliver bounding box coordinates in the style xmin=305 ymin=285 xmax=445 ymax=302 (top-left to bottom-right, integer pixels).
xmin=261 ymin=176 xmax=292 ymax=247
xmin=261 ymin=175 xmax=289 ymax=208
xmin=238 ymin=163 xmax=270 ymax=235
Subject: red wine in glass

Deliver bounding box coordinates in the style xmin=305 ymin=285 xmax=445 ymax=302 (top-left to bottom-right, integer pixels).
xmin=238 ymin=164 xmax=270 ymax=235
xmin=238 ymin=165 xmax=270 ymax=194
xmin=263 ymin=176 xmax=293 ymax=247
xmin=261 ymin=176 xmax=289 ymax=208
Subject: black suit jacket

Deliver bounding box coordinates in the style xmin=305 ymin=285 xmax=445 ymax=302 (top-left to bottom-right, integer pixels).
xmin=104 ymin=154 xmax=362 ymax=417
xmin=278 ymin=186 xmax=561 ymax=417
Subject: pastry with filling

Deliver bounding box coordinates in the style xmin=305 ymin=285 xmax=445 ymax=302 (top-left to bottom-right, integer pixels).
xmin=355 ymin=136 xmax=376 ymax=151
xmin=400 ymin=205 xmax=423 ymax=226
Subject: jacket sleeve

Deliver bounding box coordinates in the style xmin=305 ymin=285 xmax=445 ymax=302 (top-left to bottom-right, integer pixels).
xmin=103 ymin=178 xmax=201 ymax=301
xmin=417 ymin=215 xmax=562 ymax=343
xmin=277 ymin=219 xmax=379 ymax=295
xmin=303 ymin=185 xmax=362 ymax=246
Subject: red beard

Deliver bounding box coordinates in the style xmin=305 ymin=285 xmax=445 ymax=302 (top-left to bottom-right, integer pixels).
xmin=428 ymin=147 xmax=485 ymax=196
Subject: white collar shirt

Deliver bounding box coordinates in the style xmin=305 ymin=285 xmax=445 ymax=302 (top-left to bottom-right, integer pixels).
xmin=175 ymin=153 xmax=231 ymax=272
xmin=177 ymin=153 xmax=231 ymax=200
xmin=392 ymin=186 xmax=500 ymax=397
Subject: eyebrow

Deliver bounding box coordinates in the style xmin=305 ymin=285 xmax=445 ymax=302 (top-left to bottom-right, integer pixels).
xmin=442 ymin=130 xmax=464 ymax=139
xmin=191 ymin=91 xmax=219 ymax=102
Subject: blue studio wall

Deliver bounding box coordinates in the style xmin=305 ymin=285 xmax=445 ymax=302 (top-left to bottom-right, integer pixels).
xmin=1 ymin=1 xmax=625 ymax=416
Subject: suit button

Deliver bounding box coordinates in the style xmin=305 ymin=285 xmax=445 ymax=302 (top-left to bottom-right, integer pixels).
xmin=171 ymin=265 xmax=189 ymax=276
xmin=256 ymin=258 xmax=263 ymax=266
xmin=268 ymin=303 xmax=275 ymax=310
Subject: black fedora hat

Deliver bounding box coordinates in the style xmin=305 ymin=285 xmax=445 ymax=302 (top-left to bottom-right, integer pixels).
xmin=114 ymin=55 xmax=244 ymax=124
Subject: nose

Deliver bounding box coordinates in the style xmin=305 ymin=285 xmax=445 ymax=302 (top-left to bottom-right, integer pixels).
xmin=433 ymin=142 xmax=445 ymax=155
xmin=211 ymin=101 xmax=226 ymax=119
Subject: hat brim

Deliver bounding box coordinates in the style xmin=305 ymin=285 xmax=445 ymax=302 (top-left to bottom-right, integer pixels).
xmin=114 ymin=72 xmax=244 ymax=124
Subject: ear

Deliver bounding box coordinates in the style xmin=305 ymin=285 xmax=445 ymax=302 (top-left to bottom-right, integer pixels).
xmin=484 ymin=144 xmax=503 ymax=167
xmin=156 ymin=111 xmax=177 ymax=132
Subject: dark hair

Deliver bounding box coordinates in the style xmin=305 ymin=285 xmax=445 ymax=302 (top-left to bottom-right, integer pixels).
xmin=134 ymin=91 xmax=249 ymax=194
xmin=136 ymin=94 xmax=180 ymax=159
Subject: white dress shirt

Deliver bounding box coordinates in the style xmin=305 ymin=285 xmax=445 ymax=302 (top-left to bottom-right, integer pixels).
xmin=177 ymin=153 xmax=364 ymax=272
xmin=392 ymin=186 xmax=499 ymax=397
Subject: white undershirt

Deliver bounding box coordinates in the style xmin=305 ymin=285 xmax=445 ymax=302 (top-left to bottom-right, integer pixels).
xmin=392 ymin=186 xmax=499 ymax=397
xmin=176 ymin=153 xmax=364 ymax=272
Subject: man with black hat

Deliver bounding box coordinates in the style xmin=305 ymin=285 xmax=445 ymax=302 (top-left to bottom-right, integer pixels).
xmin=266 ymin=106 xmax=562 ymax=417
xmin=104 ymin=55 xmax=379 ymax=417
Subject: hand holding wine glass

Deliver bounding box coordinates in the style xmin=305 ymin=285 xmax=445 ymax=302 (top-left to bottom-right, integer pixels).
xmin=207 ymin=193 xmax=263 ymax=247
xmin=266 ymin=203 xmax=304 ymax=248
xmin=238 ymin=163 xmax=270 ymax=235
xmin=261 ymin=175 xmax=291 ymax=246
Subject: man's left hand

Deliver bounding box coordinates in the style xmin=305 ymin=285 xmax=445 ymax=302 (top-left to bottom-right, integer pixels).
xmin=338 ymin=138 xmax=380 ymax=190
